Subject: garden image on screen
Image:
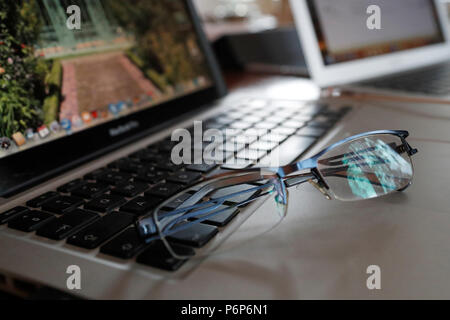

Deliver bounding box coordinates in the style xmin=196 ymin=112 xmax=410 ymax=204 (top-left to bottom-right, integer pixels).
xmin=0 ymin=0 xmax=212 ymax=158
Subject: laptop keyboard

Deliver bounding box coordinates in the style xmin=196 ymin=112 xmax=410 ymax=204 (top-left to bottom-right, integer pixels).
xmin=0 ymin=99 xmax=351 ymax=272
xmin=361 ymin=61 xmax=450 ymax=95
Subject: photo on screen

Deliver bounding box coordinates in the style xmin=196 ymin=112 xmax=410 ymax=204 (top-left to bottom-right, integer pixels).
xmin=0 ymin=0 xmax=212 ymax=158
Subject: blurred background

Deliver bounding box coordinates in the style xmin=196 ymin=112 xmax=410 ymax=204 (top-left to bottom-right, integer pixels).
xmin=194 ymin=0 xmax=294 ymax=41
xmin=192 ymin=0 xmax=450 ymax=82
xmin=194 ymin=0 xmax=450 ymax=41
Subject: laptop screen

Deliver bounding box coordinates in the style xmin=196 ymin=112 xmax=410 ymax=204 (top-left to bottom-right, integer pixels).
xmin=307 ymin=0 xmax=446 ymax=65
xmin=0 ymin=0 xmax=213 ymax=159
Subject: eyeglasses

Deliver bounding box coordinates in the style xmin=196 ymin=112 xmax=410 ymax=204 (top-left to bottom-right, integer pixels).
xmin=136 ymin=130 xmax=418 ymax=260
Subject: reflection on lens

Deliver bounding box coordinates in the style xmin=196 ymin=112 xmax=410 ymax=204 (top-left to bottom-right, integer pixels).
xmin=149 ymin=173 xmax=288 ymax=260
xmin=317 ymin=134 xmax=413 ymax=201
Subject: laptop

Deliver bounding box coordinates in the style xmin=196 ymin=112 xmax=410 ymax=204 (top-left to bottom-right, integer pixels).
xmin=0 ymin=0 xmax=353 ymax=298
xmin=290 ymin=0 xmax=450 ymax=99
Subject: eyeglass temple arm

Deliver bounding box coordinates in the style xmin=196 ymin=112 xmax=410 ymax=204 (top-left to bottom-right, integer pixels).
xmin=163 ymin=172 xmax=323 ymax=237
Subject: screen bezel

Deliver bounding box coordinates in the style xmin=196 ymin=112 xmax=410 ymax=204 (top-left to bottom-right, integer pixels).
xmin=290 ymin=0 xmax=450 ymax=87
xmin=0 ymin=0 xmax=227 ymax=198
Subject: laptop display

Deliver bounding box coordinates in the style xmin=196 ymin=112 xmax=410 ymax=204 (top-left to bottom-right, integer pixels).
xmin=306 ymin=0 xmax=445 ymax=65
xmin=0 ymin=0 xmax=213 ymax=159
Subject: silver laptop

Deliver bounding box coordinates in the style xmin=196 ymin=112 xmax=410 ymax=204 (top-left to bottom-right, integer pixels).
xmin=290 ymin=0 xmax=450 ymax=99
xmin=0 ymin=0 xmax=356 ymax=298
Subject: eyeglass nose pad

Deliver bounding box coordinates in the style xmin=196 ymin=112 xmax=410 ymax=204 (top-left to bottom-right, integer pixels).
xmin=308 ymin=179 xmax=332 ymax=200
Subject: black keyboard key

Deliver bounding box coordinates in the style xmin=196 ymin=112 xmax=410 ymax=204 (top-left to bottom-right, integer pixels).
xmin=221 ymin=159 xmax=254 ymax=170
xmin=249 ymin=140 xmax=278 ymax=152
xmin=109 ymin=159 xmax=146 ymax=174
xmin=168 ymin=223 xmax=218 ymax=248
xmin=203 ymin=150 xmax=234 ymax=163
xmin=296 ymin=127 xmax=326 ymax=138
xmin=260 ymin=132 xmax=288 ymax=144
xmin=292 ymin=114 xmax=313 ymax=122
xmin=214 ymin=114 xmax=235 ymax=125
xmin=120 ymin=196 xmax=162 ymax=215
xmin=8 ymin=211 xmax=55 ymax=232
xmin=307 ymin=119 xmax=335 ymax=129
xmin=118 ymin=161 xmax=147 ymax=174
xmin=157 ymin=140 xmax=178 ymax=153
xmin=145 ymin=183 xmax=182 ymax=199
xmin=242 ymin=114 xmax=264 ymax=123
xmin=257 ymin=135 xmax=316 ymax=167
xmin=36 ymin=209 xmax=99 ymax=240
xmin=166 ymin=171 xmax=201 ymax=185
xmin=217 ymin=142 xmax=246 ymax=154
xmin=137 ymin=153 xmax=164 ymax=164
xmin=0 ymin=206 xmax=29 ymax=225
xmin=254 ymin=121 xmax=278 ymax=130
xmin=136 ymin=241 xmax=194 ymax=271
xmin=85 ymin=194 xmax=127 ymax=213
xmin=265 ymin=113 xmax=289 ymax=124
xmin=135 ymin=170 xmax=167 ymax=184
xmin=211 ymin=184 xmax=260 ymax=205
xmin=192 ymin=140 xmax=216 ymax=152
xmin=97 ymin=171 xmax=132 ymax=186
xmin=229 ymin=121 xmax=253 ymax=130
xmin=230 ymin=131 xmax=256 ymax=146
xmin=67 ymin=212 xmax=134 ymax=249
xmin=283 ymin=120 xmax=306 ymax=129
xmin=26 ymin=192 xmax=59 ymax=208
xmin=163 ymin=193 xmax=192 ymax=211
xmin=145 ymin=145 xmax=160 ymax=153
xmin=100 ymin=228 xmax=146 ymax=259
xmin=72 ymin=183 xmax=109 ymax=199
xmin=236 ymin=148 xmax=266 ymax=161
xmin=155 ymin=161 xmax=184 ymax=172
xmin=185 ymin=163 xmax=217 ymax=173
xmin=203 ymin=120 xmax=225 ymax=130
xmin=131 ymin=147 xmax=158 ymax=159
xmin=190 ymin=205 xmax=239 ymax=227
xmin=84 ymin=168 xmax=108 ymax=180
xmin=57 ymin=179 xmax=86 ymax=193
xmin=271 ymin=127 xmax=298 ymax=136
xmin=41 ymin=196 xmax=84 ymax=214
xmin=112 ymin=182 xmax=148 ymax=197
